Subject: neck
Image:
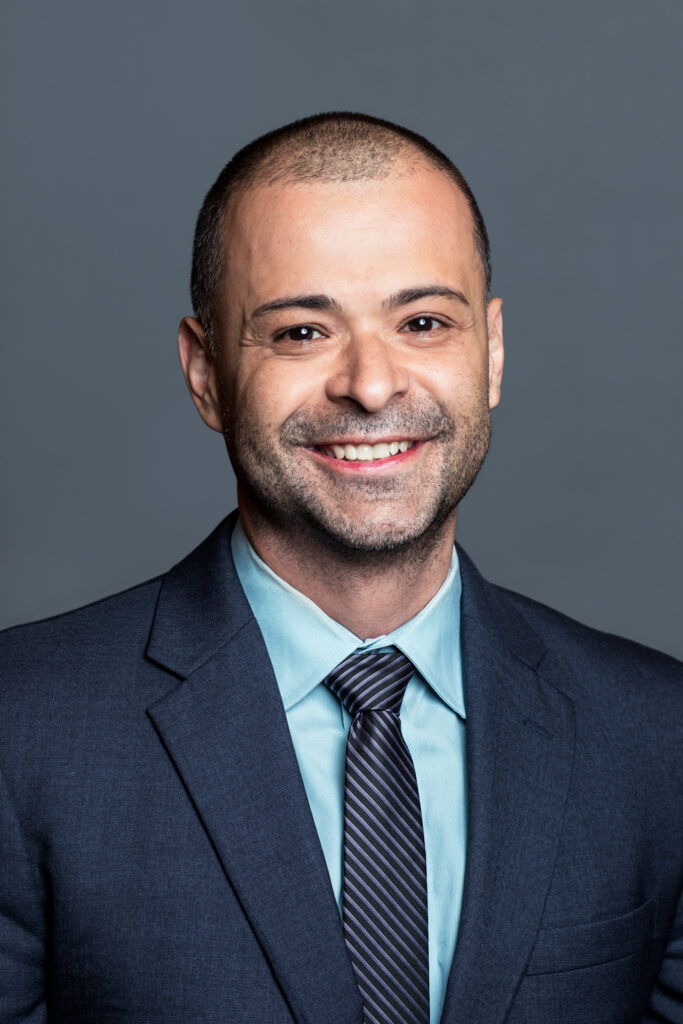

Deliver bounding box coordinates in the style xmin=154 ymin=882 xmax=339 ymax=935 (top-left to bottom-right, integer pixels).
xmin=237 ymin=504 xmax=457 ymax=641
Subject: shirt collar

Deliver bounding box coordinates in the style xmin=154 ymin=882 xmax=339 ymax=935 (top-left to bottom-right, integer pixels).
xmin=230 ymin=518 xmax=465 ymax=719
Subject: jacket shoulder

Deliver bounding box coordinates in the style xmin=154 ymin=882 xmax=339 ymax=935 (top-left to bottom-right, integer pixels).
xmin=0 ymin=515 xmax=240 ymax=712
xmin=492 ymin=580 xmax=683 ymax=694
xmin=0 ymin=575 xmax=163 ymax=699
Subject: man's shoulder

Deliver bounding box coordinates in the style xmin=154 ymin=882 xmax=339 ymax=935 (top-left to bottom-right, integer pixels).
xmin=490 ymin=577 xmax=682 ymax=696
xmin=0 ymin=516 xmax=238 ymax=713
xmin=0 ymin=574 xmax=164 ymax=698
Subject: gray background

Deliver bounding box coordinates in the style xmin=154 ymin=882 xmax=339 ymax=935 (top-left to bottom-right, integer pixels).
xmin=2 ymin=0 xmax=681 ymax=658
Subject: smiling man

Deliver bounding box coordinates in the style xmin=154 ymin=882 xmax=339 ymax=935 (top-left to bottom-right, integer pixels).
xmin=1 ymin=113 xmax=682 ymax=1024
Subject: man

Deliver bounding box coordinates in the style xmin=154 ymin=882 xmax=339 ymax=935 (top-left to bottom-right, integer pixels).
xmin=1 ymin=112 xmax=681 ymax=1024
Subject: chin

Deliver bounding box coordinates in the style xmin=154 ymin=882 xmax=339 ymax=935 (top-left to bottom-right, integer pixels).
xmin=305 ymin=506 xmax=454 ymax=558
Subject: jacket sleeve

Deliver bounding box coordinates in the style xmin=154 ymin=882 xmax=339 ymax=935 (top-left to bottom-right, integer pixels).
xmin=0 ymin=765 xmax=47 ymax=1023
xmin=643 ymin=884 xmax=683 ymax=1024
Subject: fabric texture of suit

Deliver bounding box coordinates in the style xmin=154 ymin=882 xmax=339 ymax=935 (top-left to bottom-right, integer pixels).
xmin=1 ymin=511 xmax=682 ymax=1024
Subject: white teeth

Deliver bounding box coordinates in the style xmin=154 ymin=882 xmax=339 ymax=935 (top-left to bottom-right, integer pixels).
xmin=323 ymin=440 xmax=415 ymax=461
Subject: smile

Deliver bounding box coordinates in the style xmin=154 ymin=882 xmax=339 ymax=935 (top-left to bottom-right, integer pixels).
xmin=317 ymin=440 xmax=415 ymax=462
xmin=307 ymin=439 xmax=423 ymax=472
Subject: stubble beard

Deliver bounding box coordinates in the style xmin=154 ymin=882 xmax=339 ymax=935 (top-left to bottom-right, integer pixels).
xmin=223 ymin=395 xmax=491 ymax=569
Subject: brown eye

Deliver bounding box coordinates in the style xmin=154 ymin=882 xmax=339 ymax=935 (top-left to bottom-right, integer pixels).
xmin=276 ymin=325 xmax=324 ymax=342
xmin=404 ymin=316 xmax=443 ymax=333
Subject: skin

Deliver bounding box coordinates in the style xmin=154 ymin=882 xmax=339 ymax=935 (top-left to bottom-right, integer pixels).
xmin=178 ymin=157 xmax=504 ymax=639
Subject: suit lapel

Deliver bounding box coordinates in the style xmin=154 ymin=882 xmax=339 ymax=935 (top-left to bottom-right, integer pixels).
xmin=145 ymin=516 xmax=363 ymax=1024
xmin=439 ymin=547 xmax=575 ymax=1024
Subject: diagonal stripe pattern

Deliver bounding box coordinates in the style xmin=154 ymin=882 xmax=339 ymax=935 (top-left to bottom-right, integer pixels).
xmin=323 ymin=649 xmax=429 ymax=1024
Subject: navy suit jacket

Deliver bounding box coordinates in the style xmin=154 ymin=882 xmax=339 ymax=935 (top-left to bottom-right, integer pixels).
xmin=1 ymin=513 xmax=682 ymax=1023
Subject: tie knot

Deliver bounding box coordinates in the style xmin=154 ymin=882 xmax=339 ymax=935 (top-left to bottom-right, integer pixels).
xmin=323 ymin=648 xmax=414 ymax=716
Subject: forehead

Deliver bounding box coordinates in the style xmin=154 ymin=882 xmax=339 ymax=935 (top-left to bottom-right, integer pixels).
xmin=221 ymin=163 xmax=483 ymax=305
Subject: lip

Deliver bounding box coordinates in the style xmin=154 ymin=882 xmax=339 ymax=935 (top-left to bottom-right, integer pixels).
xmin=305 ymin=440 xmax=425 ymax=472
xmin=309 ymin=436 xmax=423 ymax=448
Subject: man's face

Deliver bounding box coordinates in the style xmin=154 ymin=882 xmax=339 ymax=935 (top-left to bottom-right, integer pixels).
xmin=189 ymin=161 xmax=503 ymax=554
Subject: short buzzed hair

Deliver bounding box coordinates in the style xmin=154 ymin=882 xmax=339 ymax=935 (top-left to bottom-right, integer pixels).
xmin=190 ymin=112 xmax=491 ymax=347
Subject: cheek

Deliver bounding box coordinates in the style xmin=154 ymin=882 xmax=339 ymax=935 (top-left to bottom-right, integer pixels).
xmin=412 ymin=353 xmax=487 ymax=410
xmin=234 ymin=358 xmax=320 ymax=434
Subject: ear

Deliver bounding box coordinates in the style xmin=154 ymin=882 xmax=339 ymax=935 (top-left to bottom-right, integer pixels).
xmin=177 ymin=317 xmax=224 ymax=433
xmin=486 ymin=297 xmax=504 ymax=409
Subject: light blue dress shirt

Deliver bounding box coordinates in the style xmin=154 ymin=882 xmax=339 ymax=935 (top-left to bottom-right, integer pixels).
xmin=231 ymin=519 xmax=467 ymax=1024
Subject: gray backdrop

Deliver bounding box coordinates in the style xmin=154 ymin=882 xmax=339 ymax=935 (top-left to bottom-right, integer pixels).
xmin=2 ymin=0 xmax=681 ymax=658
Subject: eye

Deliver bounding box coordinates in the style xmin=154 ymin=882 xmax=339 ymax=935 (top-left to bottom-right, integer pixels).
xmin=274 ymin=324 xmax=325 ymax=343
xmin=402 ymin=315 xmax=446 ymax=333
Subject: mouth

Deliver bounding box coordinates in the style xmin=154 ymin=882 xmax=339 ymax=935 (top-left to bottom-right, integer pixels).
xmin=305 ymin=437 xmax=424 ymax=471
xmin=315 ymin=439 xmax=416 ymax=462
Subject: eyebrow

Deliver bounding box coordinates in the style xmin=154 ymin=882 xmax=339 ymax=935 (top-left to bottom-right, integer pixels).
xmin=383 ymin=285 xmax=471 ymax=309
xmin=249 ymin=283 xmax=470 ymax=322
xmin=250 ymin=294 xmax=343 ymax=319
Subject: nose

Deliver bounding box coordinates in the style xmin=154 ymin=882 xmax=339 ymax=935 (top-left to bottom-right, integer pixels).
xmin=325 ymin=330 xmax=410 ymax=412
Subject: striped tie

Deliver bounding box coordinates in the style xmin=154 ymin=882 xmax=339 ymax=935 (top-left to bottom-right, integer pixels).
xmin=323 ymin=648 xmax=430 ymax=1024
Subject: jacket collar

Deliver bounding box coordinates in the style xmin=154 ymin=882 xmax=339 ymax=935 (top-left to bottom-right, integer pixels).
xmin=145 ymin=511 xmax=247 ymax=677
xmin=146 ymin=516 xmax=548 ymax=682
